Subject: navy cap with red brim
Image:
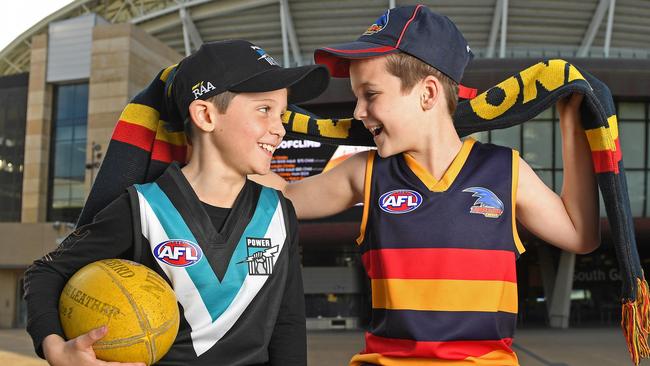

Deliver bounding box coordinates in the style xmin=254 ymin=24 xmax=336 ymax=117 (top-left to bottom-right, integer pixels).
xmin=315 ymin=41 xmax=400 ymax=78
xmin=315 ymin=41 xmax=477 ymax=99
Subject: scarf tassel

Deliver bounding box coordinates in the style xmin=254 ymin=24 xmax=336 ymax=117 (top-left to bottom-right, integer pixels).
xmin=622 ymin=278 xmax=650 ymax=365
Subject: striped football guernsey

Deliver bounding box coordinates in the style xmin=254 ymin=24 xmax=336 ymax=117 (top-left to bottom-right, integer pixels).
xmin=352 ymin=138 xmax=525 ymax=366
xmin=129 ymin=164 xmax=292 ymax=364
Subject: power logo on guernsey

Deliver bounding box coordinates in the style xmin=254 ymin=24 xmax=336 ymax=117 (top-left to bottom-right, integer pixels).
xmin=154 ymin=239 xmax=203 ymax=267
xmin=462 ymin=187 xmax=504 ymax=219
xmin=379 ymin=189 xmax=423 ymax=214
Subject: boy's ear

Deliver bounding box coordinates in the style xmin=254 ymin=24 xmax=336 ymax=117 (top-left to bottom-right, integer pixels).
xmin=188 ymin=99 xmax=217 ymax=133
xmin=421 ymin=75 xmax=440 ymax=111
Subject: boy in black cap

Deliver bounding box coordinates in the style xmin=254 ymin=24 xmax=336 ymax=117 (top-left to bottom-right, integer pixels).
xmin=24 ymin=40 xmax=328 ymax=366
xmin=256 ymin=5 xmax=599 ymax=365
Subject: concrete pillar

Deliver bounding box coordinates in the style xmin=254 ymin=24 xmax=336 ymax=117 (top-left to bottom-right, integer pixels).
xmin=86 ymin=23 xmax=181 ymax=193
xmin=0 ymin=270 xmax=19 ymax=328
xmin=548 ymin=250 xmax=576 ymax=328
xmin=21 ymin=34 xmax=53 ymax=223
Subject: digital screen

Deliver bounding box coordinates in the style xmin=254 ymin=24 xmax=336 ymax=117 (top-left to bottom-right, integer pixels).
xmin=271 ymin=139 xmax=374 ymax=181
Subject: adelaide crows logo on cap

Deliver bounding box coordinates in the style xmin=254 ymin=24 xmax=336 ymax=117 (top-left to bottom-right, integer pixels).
xmin=462 ymin=187 xmax=504 ymax=218
xmin=379 ymin=189 xmax=422 ymax=214
xmin=363 ymin=10 xmax=389 ymax=35
xmin=237 ymin=237 xmax=278 ymax=276
xmin=154 ymin=239 xmax=203 ymax=267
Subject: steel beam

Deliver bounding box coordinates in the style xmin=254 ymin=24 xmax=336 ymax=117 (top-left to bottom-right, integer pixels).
xmin=577 ymin=0 xmax=609 ymax=57
xmin=604 ymin=0 xmax=616 ymax=58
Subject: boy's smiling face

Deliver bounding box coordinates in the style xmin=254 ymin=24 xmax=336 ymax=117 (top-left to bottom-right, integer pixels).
xmin=208 ymin=89 xmax=287 ymax=176
xmin=349 ymin=56 xmax=422 ymax=158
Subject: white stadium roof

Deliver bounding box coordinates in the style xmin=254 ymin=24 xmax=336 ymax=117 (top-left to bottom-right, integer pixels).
xmin=1 ymin=0 xmax=649 ymax=76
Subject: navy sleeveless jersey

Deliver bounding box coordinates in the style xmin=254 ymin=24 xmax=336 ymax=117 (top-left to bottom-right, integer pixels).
xmin=352 ymin=138 xmax=525 ymax=366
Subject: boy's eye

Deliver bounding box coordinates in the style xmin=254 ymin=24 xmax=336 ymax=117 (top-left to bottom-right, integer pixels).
xmin=365 ymin=91 xmax=378 ymax=99
xmin=258 ymin=106 xmax=270 ymax=113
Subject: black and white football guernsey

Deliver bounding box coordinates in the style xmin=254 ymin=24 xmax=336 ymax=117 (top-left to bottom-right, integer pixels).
xmin=24 ymin=163 xmax=306 ymax=366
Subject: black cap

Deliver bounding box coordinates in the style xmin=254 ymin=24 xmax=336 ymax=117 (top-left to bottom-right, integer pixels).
xmin=314 ymin=5 xmax=474 ymax=97
xmin=170 ymin=40 xmax=330 ymax=123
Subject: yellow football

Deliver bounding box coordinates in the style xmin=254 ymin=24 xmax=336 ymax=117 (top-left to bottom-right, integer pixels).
xmin=59 ymin=259 xmax=179 ymax=365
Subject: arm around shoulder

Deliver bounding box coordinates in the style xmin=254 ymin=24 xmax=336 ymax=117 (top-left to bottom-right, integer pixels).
xmin=252 ymin=150 xmax=369 ymax=220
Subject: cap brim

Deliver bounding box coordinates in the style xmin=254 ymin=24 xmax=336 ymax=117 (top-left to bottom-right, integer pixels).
xmin=314 ymin=41 xmax=398 ymax=78
xmin=229 ymin=65 xmax=330 ymax=104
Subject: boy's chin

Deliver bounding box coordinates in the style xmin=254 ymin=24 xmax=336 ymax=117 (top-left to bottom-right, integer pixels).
xmin=376 ymin=145 xmax=400 ymax=158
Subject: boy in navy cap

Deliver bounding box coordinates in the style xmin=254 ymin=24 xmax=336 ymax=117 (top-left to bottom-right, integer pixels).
xmin=256 ymin=5 xmax=600 ymax=365
xmin=24 ymin=40 xmax=329 ymax=366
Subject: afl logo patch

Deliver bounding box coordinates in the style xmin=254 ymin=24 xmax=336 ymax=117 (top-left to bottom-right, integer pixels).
xmin=154 ymin=239 xmax=203 ymax=267
xmin=379 ymin=189 xmax=422 ymax=214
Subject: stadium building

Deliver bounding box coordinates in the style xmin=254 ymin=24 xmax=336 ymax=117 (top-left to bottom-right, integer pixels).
xmin=0 ymin=0 xmax=649 ymax=332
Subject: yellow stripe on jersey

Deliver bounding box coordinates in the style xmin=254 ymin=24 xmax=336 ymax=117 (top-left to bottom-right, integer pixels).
xmin=371 ymin=279 xmax=518 ymax=314
xmin=404 ymin=138 xmax=476 ymax=192
xmin=511 ymin=150 xmax=525 ymax=255
xmin=350 ymin=350 xmax=519 ymax=366
xmin=357 ymin=150 xmax=376 ymax=245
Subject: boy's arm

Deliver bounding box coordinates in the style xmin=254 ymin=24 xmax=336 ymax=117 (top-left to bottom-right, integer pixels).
xmin=24 ymin=193 xmax=142 ymax=366
xmin=251 ymin=151 xmax=368 ymax=219
xmin=516 ymin=94 xmax=600 ymax=254
xmin=268 ymin=203 xmax=306 ymax=365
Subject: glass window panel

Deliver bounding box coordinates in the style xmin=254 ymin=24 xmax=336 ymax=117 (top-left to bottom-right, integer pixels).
xmin=646 ymin=172 xmax=650 ymax=217
xmin=54 ymin=141 xmax=72 ymax=177
xmin=74 ymin=124 xmax=87 ymax=140
xmin=555 ymin=171 xmax=563 ymax=194
xmin=625 ymin=171 xmax=644 ymax=217
xmin=74 ymin=84 xmax=89 ymax=118
xmin=56 ymin=86 xmax=74 ymax=119
xmin=618 ymin=102 xmax=645 ymax=120
xmin=49 ymin=83 xmax=89 ymax=222
xmin=524 ymin=122 xmax=553 ymax=169
xmin=619 ymin=122 xmax=645 ymax=169
xmin=534 ymin=170 xmax=553 ymax=190
xmin=70 ymin=184 xmax=86 ymax=200
xmin=70 ymin=140 xmax=87 ymax=180
xmin=467 ymin=131 xmax=488 ymax=143
xmin=491 ymin=125 xmax=521 ymax=151
xmin=554 ymin=121 xmax=563 ymax=169
xmin=56 ymin=126 xmax=73 ymax=141
xmin=533 ymin=107 xmax=553 ymax=120
xmin=52 ymin=184 xmax=69 ymax=201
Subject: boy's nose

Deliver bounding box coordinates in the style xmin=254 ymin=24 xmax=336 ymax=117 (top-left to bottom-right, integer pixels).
xmin=270 ymin=115 xmax=286 ymax=138
xmin=353 ymin=100 xmax=367 ymax=121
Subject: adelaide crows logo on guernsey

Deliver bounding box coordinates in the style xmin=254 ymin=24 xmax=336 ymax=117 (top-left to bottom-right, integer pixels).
xmin=363 ymin=10 xmax=389 ymax=35
xmin=154 ymin=239 xmax=203 ymax=267
xmin=379 ymin=189 xmax=422 ymax=214
xmin=462 ymin=187 xmax=504 ymax=219
xmin=237 ymin=237 xmax=278 ymax=276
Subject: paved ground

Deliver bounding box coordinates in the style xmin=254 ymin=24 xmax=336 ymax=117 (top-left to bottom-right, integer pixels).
xmin=0 ymin=327 xmax=637 ymax=365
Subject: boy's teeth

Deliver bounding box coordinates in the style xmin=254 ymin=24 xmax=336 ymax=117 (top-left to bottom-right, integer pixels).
xmin=258 ymin=143 xmax=275 ymax=153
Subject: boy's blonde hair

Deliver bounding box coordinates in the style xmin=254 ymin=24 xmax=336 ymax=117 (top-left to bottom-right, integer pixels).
xmin=184 ymin=90 xmax=238 ymax=143
xmin=384 ymin=52 xmax=459 ymax=115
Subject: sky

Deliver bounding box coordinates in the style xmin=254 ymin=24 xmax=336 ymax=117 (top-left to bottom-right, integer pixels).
xmin=0 ymin=0 xmax=75 ymax=52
